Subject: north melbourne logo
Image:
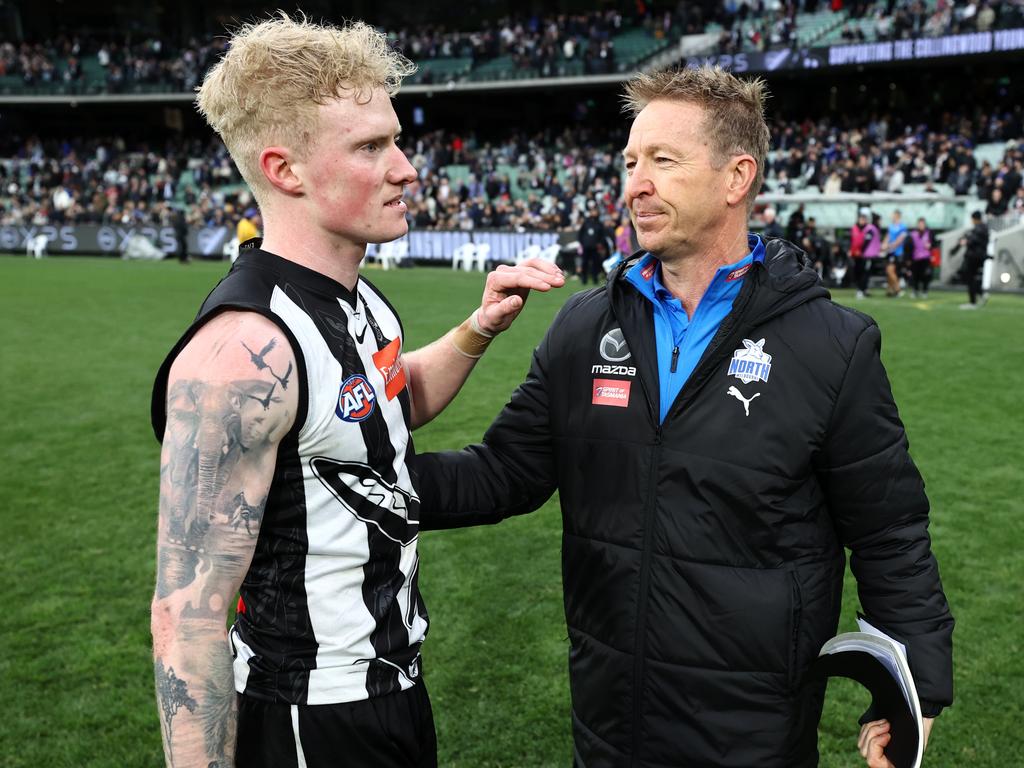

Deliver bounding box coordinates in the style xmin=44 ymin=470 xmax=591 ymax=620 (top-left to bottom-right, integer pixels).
xmin=599 ymin=328 xmax=631 ymax=362
xmin=728 ymin=338 xmax=772 ymax=384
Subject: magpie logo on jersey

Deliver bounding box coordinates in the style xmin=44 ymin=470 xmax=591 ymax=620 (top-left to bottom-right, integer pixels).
xmin=728 ymin=338 xmax=773 ymax=384
xmin=599 ymin=328 xmax=632 ymax=362
xmin=311 ymin=457 xmax=420 ymax=545
xmin=336 ymin=374 xmax=377 ymax=422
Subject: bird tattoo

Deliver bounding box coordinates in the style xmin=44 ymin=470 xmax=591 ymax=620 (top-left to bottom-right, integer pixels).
xmin=242 ymin=339 xmax=277 ymax=371
xmin=271 ymin=360 xmax=293 ymax=390
xmin=246 ymin=381 xmax=279 ymax=411
xmin=241 ymin=339 xmax=292 ymax=389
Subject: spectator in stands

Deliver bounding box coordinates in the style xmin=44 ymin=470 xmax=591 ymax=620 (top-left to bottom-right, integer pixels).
xmin=613 ymin=211 xmax=635 ymax=258
xmin=949 ymin=163 xmax=975 ymax=196
xmin=762 ymin=206 xmax=784 ymax=239
xmin=986 ymin=186 xmax=1008 ymax=217
xmin=1013 ymin=186 xmax=1024 ymax=217
xmin=236 ymin=207 xmax=261 ymax=244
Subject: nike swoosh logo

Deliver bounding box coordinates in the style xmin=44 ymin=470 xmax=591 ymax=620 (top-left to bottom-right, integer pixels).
xmin=355 ymin=325 xmax=367 ymax=344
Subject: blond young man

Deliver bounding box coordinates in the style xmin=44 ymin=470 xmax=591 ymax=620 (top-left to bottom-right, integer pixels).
xmin=149 ymin=16 xmax=563 ymax=768
xmin=413 ymin=66 xmax=954 ymax=768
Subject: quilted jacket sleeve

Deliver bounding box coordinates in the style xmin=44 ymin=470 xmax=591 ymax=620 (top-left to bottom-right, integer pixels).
xmin=816 ymin=321 xmax=954 ymax=716
xmin=411 ymin=299 xmax=569 ymax=531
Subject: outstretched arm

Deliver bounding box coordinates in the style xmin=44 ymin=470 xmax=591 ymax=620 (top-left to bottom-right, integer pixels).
xmin=151 ymin=311 xmax=297 ymax=768
xmin=403 ymin=257 xmax=564 ymax=429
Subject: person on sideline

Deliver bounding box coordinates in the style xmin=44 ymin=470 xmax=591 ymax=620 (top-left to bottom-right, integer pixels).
xmin=908 ymin=217 xmax=935 ymax=299
xmin=952 ymin=210 xmax=991 ymax=309
xmin=881 ymin=209 xmax=908 ymax=297
xmin=413 ymin=66 xmax=954 ymax=768
xmin=149 ymin=16 xmax=563 ymax=768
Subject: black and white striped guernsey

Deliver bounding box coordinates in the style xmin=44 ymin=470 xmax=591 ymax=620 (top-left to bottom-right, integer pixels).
xmin=151 ymin=245 xmax=429 ymax=705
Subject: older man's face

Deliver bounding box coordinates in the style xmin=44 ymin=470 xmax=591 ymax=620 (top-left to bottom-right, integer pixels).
xmin=622 ymin=100 xmax=733 ymax=264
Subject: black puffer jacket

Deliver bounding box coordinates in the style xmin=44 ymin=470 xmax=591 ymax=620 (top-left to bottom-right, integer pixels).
xmin=414 ymin=239 xmax=954 ymax=767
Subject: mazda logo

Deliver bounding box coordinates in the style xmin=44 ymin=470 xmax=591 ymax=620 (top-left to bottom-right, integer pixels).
xmin=599 ymin=328 xmax=631 ymax=362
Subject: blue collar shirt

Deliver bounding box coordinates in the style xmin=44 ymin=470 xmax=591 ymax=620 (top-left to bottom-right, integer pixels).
xmin=626 ymin=234 xmax=766 ymax=423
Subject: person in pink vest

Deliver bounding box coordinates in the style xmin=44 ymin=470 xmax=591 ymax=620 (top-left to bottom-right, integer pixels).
xmin=850 ymin=208 xmax=881 ymax=299
xmin=908 ymin=217 xmax=934 ymax=299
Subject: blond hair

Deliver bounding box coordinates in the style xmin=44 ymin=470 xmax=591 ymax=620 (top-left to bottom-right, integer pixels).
xmin=196 ymin=14 xmax=415 ymax=204
xmin=623 ymin=66 xmax=770 ymax=212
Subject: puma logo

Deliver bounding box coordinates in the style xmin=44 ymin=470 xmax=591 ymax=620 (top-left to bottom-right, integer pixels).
xmin=727 ymin=386 xmax=760 ymax=416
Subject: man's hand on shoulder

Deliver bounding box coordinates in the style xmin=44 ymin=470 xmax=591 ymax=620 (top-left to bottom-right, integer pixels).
xmin=152 ymin=311 xmax=298 ymax=768
xmin=476 ymin=257 xmax=565 ymax=335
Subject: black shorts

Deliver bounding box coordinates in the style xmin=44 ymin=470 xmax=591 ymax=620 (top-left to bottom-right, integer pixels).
xmin=236 ymin=683 xmax=437 ymax=768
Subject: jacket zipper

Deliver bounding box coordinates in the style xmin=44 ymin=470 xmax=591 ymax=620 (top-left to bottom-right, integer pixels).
xmin=631 ymin=424 xmax=662 ymax=765
xmin=665 ymin=268 xmax=762 ymax=421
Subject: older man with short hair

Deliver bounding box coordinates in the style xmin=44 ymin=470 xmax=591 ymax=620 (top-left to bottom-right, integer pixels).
xmin=414 ymin=66 xmax=954 ymax=768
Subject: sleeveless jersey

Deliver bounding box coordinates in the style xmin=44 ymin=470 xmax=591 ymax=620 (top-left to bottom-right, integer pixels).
xmin=151 ymin=245 xmax=428 ymax=705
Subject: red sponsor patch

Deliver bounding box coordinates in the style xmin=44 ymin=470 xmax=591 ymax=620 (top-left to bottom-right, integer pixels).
xmin=592 ymin=378 xmax=631 ymax=408
xmin=372 ymin=337 xmax=407 ymax=401
xmin=640 ymin=261 xmax=658 ymax=280
xmin=726 ymin=264 xmax=752 ymax=282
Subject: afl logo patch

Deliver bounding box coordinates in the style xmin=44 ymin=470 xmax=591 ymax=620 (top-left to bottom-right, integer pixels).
xmin=336 ymin=374 xmax=377 ymax=422
xmin=599 ymin=328 xmax=631 ymax=362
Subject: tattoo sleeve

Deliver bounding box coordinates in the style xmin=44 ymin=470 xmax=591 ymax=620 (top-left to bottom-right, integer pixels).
xmin=152 ymin=330 xmax=295 ymax=768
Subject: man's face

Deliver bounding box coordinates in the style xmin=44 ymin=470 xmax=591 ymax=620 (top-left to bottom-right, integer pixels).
xmin=295 ymin=89 xmax=417 ymax=247
xmin=622 ymin=100 xmax=733 ymax=262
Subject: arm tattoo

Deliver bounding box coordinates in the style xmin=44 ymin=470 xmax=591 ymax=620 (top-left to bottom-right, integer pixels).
xmin=200 ymin=653 xmax=236 ymax=766
xmin=155 ymin=335 xmax=293 ymax=767
xmin=155 ymin=658 xmax=197 ymax=764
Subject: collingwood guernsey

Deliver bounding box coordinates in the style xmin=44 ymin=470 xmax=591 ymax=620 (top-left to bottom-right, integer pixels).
xmin=152 ymin=244 xmax=429 ymax=705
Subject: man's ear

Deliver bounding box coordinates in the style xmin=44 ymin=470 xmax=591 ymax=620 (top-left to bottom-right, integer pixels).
xmin=260 ymin=147 xmax=303 ymax=196
xmin=726 ymin=154 xmax=757 ymax=208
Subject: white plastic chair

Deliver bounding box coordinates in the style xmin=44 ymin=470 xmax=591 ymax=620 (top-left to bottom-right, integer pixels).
xmin=26 ymin=234 xmax=48 ymax=258
xmin=451 ymin=242 xmax=477 ymax=270
xmin=602 ymin=252 xmax=623 ymax=275
xmin=539 ymin=243 xmax=561 ymax=264
xmin=515 ymin=243 xmax=541 ymax=265
xmin=223 ymin=237 xmax=240 ymax=262
xmin=377 ymin=241 xmax=394 ymax=269
xmin=472 ymin=242 xmax=491 ymax=271
xmin=383 ymin=240 xmax=408 ymax=270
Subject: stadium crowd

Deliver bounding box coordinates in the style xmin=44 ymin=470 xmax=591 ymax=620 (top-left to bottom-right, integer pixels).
xmin=0 ymin=9 xmax=643 ymax=91
xmin=714 ymin=0 xmax=1024 ymax=55
xmin=390 ymin=10 xmax=626 ymax=76
xmin=0 ymin=35 xmax=228 ymax=92
xmin=7 ymin=2 xmax=1024 ymax=93
xmin=3 ymin=111 xmax=1023 ymax=234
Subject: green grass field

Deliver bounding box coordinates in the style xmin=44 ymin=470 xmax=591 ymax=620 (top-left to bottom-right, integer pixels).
xmin=0 ymin=255 xmax=1020 ymax=767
